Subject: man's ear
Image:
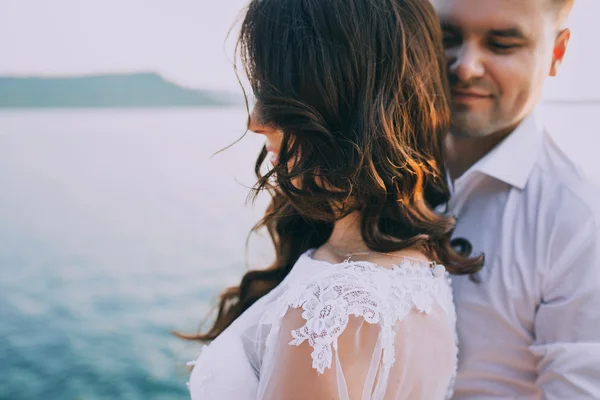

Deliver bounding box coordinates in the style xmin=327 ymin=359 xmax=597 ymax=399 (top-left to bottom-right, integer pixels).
xmin=550 ymin=28 xmax=571 ymax=77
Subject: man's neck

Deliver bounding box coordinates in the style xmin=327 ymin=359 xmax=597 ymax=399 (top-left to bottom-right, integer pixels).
xmin=446 ymin=126 xmax=515 ymax=181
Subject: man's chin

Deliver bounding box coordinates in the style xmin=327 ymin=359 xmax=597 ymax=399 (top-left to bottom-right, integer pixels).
xmin=450 ymin=115 xmax=494 ymax=138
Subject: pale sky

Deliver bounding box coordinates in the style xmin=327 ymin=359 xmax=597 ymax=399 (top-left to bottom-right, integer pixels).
xmin=0 ymin=0 xmax=598 ymax=98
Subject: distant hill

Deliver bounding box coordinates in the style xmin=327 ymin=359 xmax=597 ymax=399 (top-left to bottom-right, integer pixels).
xmin=0 ymin=73 xmax=243 ymax=108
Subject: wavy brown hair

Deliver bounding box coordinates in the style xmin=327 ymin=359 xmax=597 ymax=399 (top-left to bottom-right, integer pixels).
xmin=182 ymin=0 xmax=483 ymax=342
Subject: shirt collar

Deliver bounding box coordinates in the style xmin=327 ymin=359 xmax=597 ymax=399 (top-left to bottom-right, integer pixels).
xmin=455 ymin=108 xmax=544 ymax=191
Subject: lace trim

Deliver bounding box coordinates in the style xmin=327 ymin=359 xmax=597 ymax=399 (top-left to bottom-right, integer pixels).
xmin=264 ymin=260 xmax=454 ymax=375
xmin=304 ymin=249 xmax=448 ymax=278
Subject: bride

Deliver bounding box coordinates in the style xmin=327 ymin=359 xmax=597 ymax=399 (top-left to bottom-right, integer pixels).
xmin=184 ymin=0 xmax=483 ymax=398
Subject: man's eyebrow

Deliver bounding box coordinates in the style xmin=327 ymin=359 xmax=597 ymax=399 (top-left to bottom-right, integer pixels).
xmin=489 ymin=28 xmax=527 ymax=39
xmin=439 ymin=22 xmax=528 ymax=40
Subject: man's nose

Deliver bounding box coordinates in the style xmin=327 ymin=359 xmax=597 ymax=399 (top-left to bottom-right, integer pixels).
xmin=448 ymin=43 xmax=485 ymax=83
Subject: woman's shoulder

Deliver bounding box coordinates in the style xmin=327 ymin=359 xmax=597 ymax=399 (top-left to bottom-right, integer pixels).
xmin=258 ymin=251 xmax=458 ymax=377
xmin=296 ymin=248 xmax=450 ymax=286
xmin=272 ymin=250 xmax=455 ymax=325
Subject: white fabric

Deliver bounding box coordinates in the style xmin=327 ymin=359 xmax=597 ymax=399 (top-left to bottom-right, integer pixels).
xmin=188 ymin=250 xmax=458 ymax=399
xmin=448 ymin=108 xmax=600 ymax=399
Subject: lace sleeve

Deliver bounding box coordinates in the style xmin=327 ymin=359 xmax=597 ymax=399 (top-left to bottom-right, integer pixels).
xmin=256 ymin=263 xmax=458 ymax=400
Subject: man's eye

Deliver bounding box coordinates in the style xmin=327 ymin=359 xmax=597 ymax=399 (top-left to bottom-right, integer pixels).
xmin=442 ymin=35 xmax=461 ymax=47
xmin=489 ymin=42 xmax=520 ymax=52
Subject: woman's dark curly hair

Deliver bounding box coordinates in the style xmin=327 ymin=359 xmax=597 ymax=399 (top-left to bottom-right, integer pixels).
xmin=181 ymin=0 xmax=483 ymax=341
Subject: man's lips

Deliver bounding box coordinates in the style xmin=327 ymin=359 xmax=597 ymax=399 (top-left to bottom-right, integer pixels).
xmin=451 ymin=88 xmax=492 ymax=101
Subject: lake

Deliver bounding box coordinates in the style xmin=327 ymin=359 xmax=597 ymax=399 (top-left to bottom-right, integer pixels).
xmin=0 ymin=105 xmax=597 ymax=399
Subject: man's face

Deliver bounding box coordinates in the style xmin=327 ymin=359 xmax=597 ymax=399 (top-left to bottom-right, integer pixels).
xmin=432 ymin=0 xmax=569 ymax=138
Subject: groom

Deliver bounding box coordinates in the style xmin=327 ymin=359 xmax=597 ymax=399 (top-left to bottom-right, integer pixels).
xmin=431 ymin=0 xmax=600 ymax=398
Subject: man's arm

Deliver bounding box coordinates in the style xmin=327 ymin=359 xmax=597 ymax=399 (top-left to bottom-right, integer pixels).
xmin=531 ymin=215 xmax=600 ymax=399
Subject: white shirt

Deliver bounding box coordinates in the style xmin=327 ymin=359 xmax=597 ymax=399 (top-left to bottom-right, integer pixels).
xmin=188 ymin=250 xmax=458 ymax=399
xmin=448 ymin=109 xmax=600 ymax=399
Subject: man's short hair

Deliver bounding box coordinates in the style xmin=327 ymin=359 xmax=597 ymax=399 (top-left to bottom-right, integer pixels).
xmin=549 ymin=0 xmax=574 ymax=11
xmin=551 ymin=0 xmax=574 ymax=6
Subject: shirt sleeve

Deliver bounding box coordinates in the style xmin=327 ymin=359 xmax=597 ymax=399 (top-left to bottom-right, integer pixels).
xmin=531 ymin=216 xmax=600 ymax=399
xmin=255 ymin=268 xmax=458 ymax=400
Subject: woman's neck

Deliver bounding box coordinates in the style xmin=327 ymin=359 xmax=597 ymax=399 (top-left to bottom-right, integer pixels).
xmin=315 ymin=211 xmax=430 ymax=266
xmin=327 ymin=211 xmax=366 ymax=253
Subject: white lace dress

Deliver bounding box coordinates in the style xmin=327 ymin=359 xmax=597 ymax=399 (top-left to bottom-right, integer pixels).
xmin=188 ymin=250 xmax=457 ymax=400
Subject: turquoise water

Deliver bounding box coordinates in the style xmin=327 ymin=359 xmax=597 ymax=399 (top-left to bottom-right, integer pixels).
xmin=0 ymin=109 xmax=270 ymax=399
xmin=0 ymin=105 xmax=597 ymax=400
